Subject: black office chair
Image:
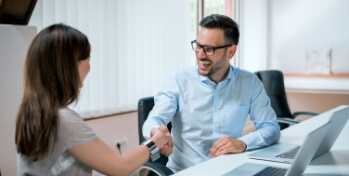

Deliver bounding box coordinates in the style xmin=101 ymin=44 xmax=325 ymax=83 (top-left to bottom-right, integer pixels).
xmin=255 ymin=70 xmax=319 ymax=130
xmin=137 ymin=96 xmax=173 ymax=176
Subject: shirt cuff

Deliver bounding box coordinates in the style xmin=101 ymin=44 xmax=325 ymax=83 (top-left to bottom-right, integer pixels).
xmin=143 ymin=123 xmax=161 ymax=139
xmin=238 ymin=134 xmax=255 ymax=151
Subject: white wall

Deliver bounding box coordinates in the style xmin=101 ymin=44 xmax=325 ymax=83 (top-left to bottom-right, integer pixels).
xmin=268 ymin=0 xmax=349 ymax=73
xmin=237 ymin=0 xmax=268 ymax=72
xmin=0 ymin=25 xmax=37 ymax=176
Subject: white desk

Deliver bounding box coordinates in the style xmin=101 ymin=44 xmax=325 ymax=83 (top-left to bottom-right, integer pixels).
xmin=173 ymin=105 xmax=349 ymax=176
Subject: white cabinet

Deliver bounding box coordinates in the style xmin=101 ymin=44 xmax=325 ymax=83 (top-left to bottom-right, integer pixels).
xmin=0 ymin=24 xmax=36 ymax=176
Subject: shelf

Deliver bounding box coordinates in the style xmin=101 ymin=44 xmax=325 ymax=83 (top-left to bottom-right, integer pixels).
xmin=284 ymin=73 xmax=349 ymax=79
xmin=284 ymin=74 xmax=349 ymax=94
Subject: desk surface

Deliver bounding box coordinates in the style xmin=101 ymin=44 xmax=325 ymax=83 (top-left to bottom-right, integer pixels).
xmin=173 ymin=105 xmax=349 ymax=176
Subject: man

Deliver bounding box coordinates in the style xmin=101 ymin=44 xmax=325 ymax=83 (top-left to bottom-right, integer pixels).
xmin=143 ymin=14 xmax=280 ymax=173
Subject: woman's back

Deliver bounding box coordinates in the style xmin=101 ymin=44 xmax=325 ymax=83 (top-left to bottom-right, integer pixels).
xmin=18 ymin=108 xmax=97 ymax=176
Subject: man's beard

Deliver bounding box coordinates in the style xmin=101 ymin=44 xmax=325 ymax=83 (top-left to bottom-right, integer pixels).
xmin=197 ymin=50 xmax=227 ymax=78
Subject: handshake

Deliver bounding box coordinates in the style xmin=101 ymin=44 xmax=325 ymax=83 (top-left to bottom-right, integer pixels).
xmin=150 ymin=125 xmax=174 ymax=157
xmin=148 ymin=125 xmax=248 ymax=159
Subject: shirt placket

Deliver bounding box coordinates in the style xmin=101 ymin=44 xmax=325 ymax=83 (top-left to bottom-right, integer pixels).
xmin=212 ymin=85 xmax=220 ymax=143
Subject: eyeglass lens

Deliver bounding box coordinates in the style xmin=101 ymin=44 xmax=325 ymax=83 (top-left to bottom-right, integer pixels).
xmin=192 ymin=42 xmax=214 ymax=56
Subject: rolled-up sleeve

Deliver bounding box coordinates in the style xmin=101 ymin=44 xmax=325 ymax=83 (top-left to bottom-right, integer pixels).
xmin=142 ymin=75 xmax=179 ymax=139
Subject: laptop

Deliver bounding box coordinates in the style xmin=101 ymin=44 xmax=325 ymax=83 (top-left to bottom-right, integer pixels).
xmin=223 ymin=121 xmax=331 ymax=176
xmin=248 ymin=107 xmax=349 ymax=163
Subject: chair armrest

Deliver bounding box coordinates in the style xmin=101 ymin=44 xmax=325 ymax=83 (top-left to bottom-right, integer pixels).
xmin=292 ymin=111 xmax=319 ymax=118
xmin=277 ymin=117 xmax=301 ymax=126
xmin=138 ymin=162 xmax=174 ymax=176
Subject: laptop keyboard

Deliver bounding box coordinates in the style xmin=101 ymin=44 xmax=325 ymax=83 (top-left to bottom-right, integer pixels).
xmin=253 ymin=166 xmax=287 ymax=176
xmin=276 ymin=146 xmax=300 ymax=159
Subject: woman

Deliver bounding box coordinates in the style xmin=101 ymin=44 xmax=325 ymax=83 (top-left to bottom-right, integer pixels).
xmin=15 ymin=24 xmax=171 ymax=176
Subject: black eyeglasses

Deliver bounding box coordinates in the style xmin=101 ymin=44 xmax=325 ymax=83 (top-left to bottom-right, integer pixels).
xmin=191 ymin=40 xmax=232 ymax=56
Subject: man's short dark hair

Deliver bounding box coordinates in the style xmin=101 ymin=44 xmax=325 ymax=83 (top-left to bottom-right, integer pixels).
xmin=199 ymin=14 xmax=240 ymax=45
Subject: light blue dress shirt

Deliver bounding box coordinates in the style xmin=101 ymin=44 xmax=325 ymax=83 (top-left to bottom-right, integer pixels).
xmin=143 ymin=65 xmax=280 ymax=173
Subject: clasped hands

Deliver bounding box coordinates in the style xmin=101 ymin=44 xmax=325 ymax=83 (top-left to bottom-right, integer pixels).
xmin=150 ymin=125 xmax=174 ymax=157
xmin=151 ymin=126 xmax=246 ymax=158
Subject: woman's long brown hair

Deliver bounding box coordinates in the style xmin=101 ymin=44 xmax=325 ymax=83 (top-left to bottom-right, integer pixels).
xmin=15 ymin=24 xmax=90 ymax=161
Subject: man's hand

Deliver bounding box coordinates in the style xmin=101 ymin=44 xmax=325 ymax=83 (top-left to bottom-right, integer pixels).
xmin=151 ymin=125 xmax=173 ymax=157
xmin=210 ymin=136 xmax=246 ymax=158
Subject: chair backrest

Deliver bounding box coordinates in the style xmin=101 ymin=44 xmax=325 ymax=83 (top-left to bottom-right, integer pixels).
xmin=255 ymin=70 xmax=293 ymax=129
xmin=137 ymin=96 xmax=172 ymax=165
xmin=138 ymin=96 xmax=156 ymax=144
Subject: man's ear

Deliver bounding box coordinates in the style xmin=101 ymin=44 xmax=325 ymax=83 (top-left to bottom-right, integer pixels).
xmin=228 ymin=45 xmax=237 ymax=58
